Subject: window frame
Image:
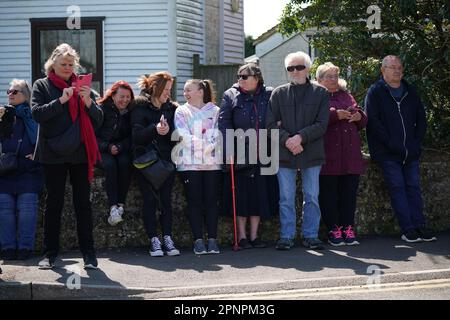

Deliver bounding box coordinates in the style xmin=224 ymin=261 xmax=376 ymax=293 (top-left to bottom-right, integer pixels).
xmin=30 ymin=17 xmax=104 ymax=94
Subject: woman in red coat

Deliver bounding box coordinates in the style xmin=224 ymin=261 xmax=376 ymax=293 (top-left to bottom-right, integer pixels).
xmin=316 ymin=62 xmax=367 ymax=246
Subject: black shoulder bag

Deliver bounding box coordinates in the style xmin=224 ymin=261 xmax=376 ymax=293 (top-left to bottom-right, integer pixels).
xmin=0 ymin=139 xmax=22 ymax=176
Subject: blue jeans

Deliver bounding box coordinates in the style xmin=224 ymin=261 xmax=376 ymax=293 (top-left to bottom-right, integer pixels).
xmin=0 ymin=193 xmax=39 ymax=250
xmin=277 ymin=166 xmax=322 ymax=239
xmin=378 ymin=160 xmax=425 ymax=232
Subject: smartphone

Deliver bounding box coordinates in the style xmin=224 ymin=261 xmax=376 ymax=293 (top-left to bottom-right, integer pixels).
xmin=75 ymin=73 xmax=92 ymax=91
xmin=347 ymin=106 xmax=357 ymax=114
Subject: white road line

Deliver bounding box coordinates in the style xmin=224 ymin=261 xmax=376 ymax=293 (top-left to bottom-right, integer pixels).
xmin=170 ymin=278 xmax=450 ymax=300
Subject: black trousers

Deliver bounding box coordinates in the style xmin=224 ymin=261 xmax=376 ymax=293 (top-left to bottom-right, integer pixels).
xmin=96 ymin=152 xmax=133 ymax=207
xmin=42 ymin=163 xmax=94 ymax=257
xmin=180 ymin=170 xmax=221 ymax=240
xmin=319 ymin=174 xmax=360 ymax=230
xmin=136 ymin=171 xmax=175 ymax=240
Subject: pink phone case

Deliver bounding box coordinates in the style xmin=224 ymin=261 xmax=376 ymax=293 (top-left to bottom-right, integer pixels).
xmin=75 ymin=73 xmax=92 ymax=91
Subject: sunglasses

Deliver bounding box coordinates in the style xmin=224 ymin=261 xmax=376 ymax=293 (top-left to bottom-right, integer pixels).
xmin=286 ymin=65 xmax=307 ymax=72
xmin=7 ymin=89 xmax=22 ymax=95
xmin=237 ymin=74 xmax=253 ymax=80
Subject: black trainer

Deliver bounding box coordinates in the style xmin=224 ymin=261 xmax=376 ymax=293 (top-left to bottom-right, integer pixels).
xmin=416 ymin=228 xmax=437 ymax=242
xmin=83 ymin=251 xmax=99 ymax=270
xmin=1 ymin=249 xmax=16 ymax=260
xmin=250 ymin=237 xmax=267 ymax=248
xmin=401 ymin=229 xmax=422 ymax=243
xmin=17 ymin=249 xmax=32 ymax=260
xmin=237 ymin=238 xmax=252 ymax=250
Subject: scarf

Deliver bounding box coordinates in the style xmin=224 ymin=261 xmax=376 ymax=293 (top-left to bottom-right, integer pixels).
xmin=14 ymin=103 xmax=38 ymax=144
xmin=48 ymin=71 xmax=101 ymax=183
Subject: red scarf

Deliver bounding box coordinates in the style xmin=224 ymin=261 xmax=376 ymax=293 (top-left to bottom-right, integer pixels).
xmin=48 ymin=71 xmax=101 ymax=183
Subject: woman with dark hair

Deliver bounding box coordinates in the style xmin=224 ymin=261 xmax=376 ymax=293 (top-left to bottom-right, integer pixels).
xmin=32 ymin=43 xmax=103 ymax=270
xmin=174 ymin=79 xmax=221 ymax=255
xmin=219 ymin=63 xmax=279 ymax=249
xmin=96 ymin=80 xmax=134 ymax=226
xmin=0 ymin=79 xmax=43 ymax=261
xmin=131 ymin=71 xmax=180 ymax=257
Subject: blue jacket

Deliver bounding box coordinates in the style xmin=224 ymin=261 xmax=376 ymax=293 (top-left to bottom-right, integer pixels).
xmin=219 ymin=84 xmax=273 ymax=165
xmin=365 ymin=78 xmax=427 ymax=163
xmin=0 ymin=112 xmax=44 ymax=194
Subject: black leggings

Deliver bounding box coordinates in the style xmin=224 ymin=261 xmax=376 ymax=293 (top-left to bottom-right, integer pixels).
xmin=319 ymin=174 xmax=360 ymax=230
xmin=42 ymin=163 xmax=94 ymax=257
xmin=180 ymin=170 xmax=221 ymax=240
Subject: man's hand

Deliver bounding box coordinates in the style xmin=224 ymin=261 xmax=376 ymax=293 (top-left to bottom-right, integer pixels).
xmin=285 ymin=134 xmax=303 ymax=155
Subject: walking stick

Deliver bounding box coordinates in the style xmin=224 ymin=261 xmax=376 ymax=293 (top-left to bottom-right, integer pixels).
xmin=230 ymin=155 xmax=239 ymax=251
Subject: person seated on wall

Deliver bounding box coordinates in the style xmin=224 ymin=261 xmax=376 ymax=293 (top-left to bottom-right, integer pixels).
xmin=95 ymin=81 xmax=134 ymax=226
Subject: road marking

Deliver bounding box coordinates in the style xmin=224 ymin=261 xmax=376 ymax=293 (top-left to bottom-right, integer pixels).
xmin=170 ymin=278 xmax=450 ymax=300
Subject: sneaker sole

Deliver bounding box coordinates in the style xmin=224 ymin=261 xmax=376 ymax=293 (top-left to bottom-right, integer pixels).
xmin=108 ymin=217 xmax=123 ymax=226
xmin=84 ymin=264 xmax=99 ymax=270
xmin=328 ymin=240 xmax=346 ymax=247
xmin=421 ymin=237 xmax=437 ymax=242
xmin=165 ymin=250 xmax=180 ymax=256
xmin=150 ymin=251 xmax=164 ymax=257
xmin=207 ymin=250 xmax=220 ymax=254
xmin=345 ymin=241 xmax=360 ymax=246
xmin=194 ymin=250 xmax=207 ymax=255
xmin=401 ymin=235 xmax=423 ymax=243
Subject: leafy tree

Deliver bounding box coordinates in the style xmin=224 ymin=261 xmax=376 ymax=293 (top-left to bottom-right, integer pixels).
xmin=245 ymin=34 xmax=256 ymax=57
xmin=279 ymin=0 xmax=450 ymax=147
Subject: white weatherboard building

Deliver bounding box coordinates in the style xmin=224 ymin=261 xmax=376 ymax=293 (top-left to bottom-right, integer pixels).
xmin=0 ymin=0 xmax=244 ymax=103
xmin=253 ymin=25 xmax=318 ymax=89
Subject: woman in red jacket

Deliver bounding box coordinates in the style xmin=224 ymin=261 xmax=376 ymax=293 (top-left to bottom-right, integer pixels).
xmin=316 ymin=62 xmax=367 ymax=246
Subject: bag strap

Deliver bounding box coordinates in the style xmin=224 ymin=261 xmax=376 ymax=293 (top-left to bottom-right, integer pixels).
xmin=14 ymin=139 xmax=23 ymax=155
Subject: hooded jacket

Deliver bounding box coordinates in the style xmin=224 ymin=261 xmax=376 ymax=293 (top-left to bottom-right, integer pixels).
xmin=365 ymin=78 xmax=427 ymax=163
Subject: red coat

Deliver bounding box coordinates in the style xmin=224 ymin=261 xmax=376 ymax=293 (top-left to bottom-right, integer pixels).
xmin=320 ymin=90 xmax=367 ymax=175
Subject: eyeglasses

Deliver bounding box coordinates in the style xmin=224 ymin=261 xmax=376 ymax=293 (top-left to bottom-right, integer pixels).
xmin=237 ymin=74 xmax=253 ymax=80
xmin=286 ymin=65 xmax=307 ymax=72
xmin=384 ymin=65 xmax=403 ymax=71
xmin=324 ymin=74 xmax=339 ymax=80
xmin=7 ymin=89 xmax=22 ymax=95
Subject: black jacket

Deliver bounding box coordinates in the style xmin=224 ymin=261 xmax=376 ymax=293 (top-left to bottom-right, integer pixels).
xmin=31 ymin=77 xmax=103 ymax=164
xmin=365 ymin=78 xmax=427 ymax=163
xmin=266 ymin=79 xmax=330 ymax=169
xmin=130 ymin=93 xmax=177 ymax=161
xmin=95 ymin=101 xmax=132 ymax=154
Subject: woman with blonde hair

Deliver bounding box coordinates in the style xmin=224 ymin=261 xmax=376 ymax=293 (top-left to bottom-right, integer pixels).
xmin=32 ymin=43 xmax=103 ymax=269
xmin=316 ymin=62 xmax=367 ymax=246
xmin=131 ymin=71 xmax=180 ymax=257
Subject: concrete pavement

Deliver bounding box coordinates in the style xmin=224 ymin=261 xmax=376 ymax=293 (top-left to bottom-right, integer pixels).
xmin=1 ymin=232 xmax=449 ymax=300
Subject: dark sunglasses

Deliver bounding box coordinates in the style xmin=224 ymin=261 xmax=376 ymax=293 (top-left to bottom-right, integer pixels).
xmin=7 ymin=89 xmax=22 ymax=95
xmin=286 ymin=64 xmax=307 ymax=72
xmin=237 ymin=74 xmax=253 ymax=80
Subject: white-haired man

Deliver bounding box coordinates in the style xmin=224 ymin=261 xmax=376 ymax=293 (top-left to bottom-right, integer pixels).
xmin=266 ymin=51 xmax=329 ymax=250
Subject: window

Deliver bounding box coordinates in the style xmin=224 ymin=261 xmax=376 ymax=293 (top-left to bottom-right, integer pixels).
xmin=31 ymin=17 xmax=104 ymax=95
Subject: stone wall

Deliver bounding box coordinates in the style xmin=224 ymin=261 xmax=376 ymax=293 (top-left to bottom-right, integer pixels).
xmin=34 ymin=151 xmax=450 ymax=251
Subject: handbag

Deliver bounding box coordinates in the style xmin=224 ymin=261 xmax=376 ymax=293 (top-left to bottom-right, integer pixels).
xmin=133 ymin=143 xmax=175 ymax=190
xmin=46 ymin=119 xmax=81 ymax=156
xmin=0 ymin=139 xmax=22 ymax=176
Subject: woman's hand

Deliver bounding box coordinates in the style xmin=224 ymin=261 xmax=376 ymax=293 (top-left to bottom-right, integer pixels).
xmin=336 ymin=109 xmax=352 ymax=120
xmin=156 ymin=115 xmax=169 ymax=135
xmin=348 ymin=111 xmax=362 ymax=123
xmin=59 ymin=87 xmax=74 ymax=104
xmin=25 ymin=154 xmax=33 ymax=160
xmin=79 ymin=86 xmax=92 ymax=108
xmin=110 ymin=145 xmax=119 ymax=155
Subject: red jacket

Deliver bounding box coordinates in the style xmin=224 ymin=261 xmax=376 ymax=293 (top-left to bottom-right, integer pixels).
xmin=321 ymin=90 xmax=367 ymax=175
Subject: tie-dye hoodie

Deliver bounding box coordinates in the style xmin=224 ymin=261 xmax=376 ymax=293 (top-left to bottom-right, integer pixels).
xmin=173 ymin=102 xmax=222 ymax=171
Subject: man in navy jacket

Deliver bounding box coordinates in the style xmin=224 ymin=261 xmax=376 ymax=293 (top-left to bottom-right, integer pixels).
xmin=365 ymin=55 xmax=436 ymax=243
